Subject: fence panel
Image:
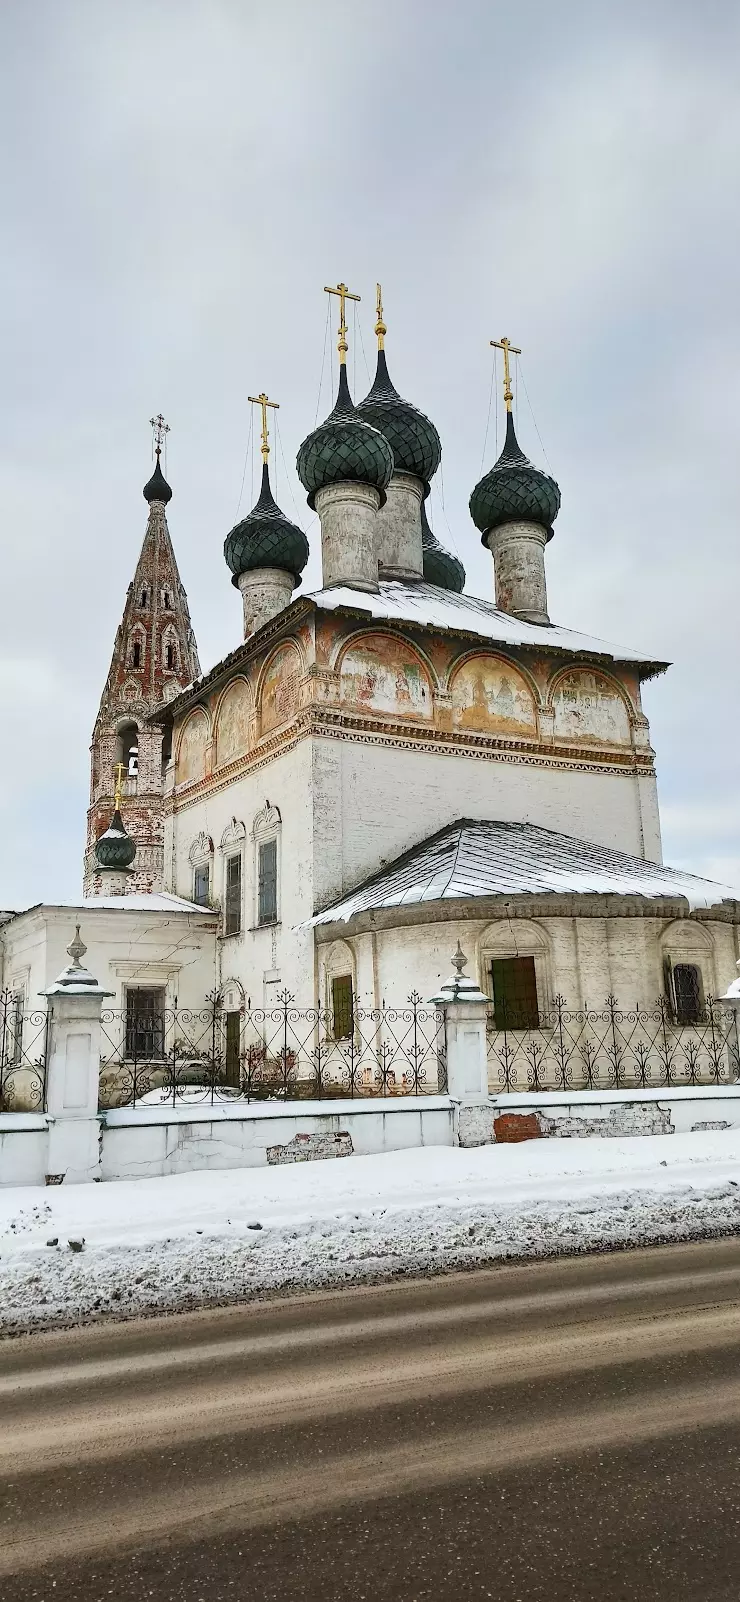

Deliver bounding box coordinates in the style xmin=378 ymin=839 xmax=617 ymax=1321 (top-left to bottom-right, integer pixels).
xmin=0 ymin=989 xmax=48 ymax=1112
xmin=486 ymin=994 xmax=740 ymax=1094
xmin=99 ymin=991 xmax=446 ymax=1109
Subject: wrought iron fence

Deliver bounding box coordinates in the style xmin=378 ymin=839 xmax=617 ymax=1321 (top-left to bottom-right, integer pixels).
xmin=99 ymin=990 xmax=446 ymax=1109
xmin=486 ymin=994 xmax=740 ymax=1094
xmin=0 ymin=989 xmax=48 ymax=1112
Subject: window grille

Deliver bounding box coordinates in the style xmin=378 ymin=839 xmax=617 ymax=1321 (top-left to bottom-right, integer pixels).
xmin=331 ymin=974 xmax=354 ymax=1040
xmin=257 ymin=838 xmax=278 ymax=925
xmin=125 ymin=988 xmax=165 ymax=1060
xmin=673 ymin=963 xmax=703 ymax=1025
xmin=224 ymin=854 xmax=242 ymax=936
xmin=489 ymin=956 xmax=540 ymax=1030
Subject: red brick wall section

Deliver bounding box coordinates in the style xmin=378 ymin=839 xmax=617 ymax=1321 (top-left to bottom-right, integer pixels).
xmin=493 ymin=1112 xmax=543 ymax=1143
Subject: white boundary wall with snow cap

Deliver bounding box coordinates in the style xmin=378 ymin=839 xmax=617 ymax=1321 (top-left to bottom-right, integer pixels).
xmin=99 ymin=1096 xmax=455 ymax=1180
xmin=482 ymin=1085 xmax=740 ymax=1145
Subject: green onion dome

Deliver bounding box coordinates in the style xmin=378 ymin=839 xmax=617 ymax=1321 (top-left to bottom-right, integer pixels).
xmin=469 ymin=413 xmax=560 ymax=544
xmin=95 ymin=810 xmax=136 ymax=870
xmin=224 ymin=463 xmax=309 ymax=584
xmin=143 ymin=450 xmax=172 ymax=505
xmin=296 ymin=367 xmax=394 ymax=511
xmin=421 ymin=502 xmax=465 ymax=593
xmin=355 ymin=350 xmax=441 ymax=490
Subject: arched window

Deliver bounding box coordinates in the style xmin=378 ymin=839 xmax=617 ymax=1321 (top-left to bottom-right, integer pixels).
xmin=162 ymin=589 xmax=172 ymax=610
xmin=165 ymin=641 xmax=176 ymax=671
xmin=131 ymin=640 xmax=142 ymax=668
xmin=116 ymin=723 xmax=139 ymax=777
xmin=252 ymin=803 xmax=281 ymax=927
xmin=140 ymin=587 xmax=149 ymax=607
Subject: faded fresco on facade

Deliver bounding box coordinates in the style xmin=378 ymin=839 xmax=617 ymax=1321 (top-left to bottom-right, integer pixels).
xmin=552 ymin=671 xmax=632 ymax=745
xmin=340 ymin=634 xmax=433 ymax=720
xmin=176 ymin=710 xmax=209 ymax=784
xmin=215 ymin=678 xmax=250 ymax=767
xmin=450 ymin=656 xmax=537 ymax=736
xmin=260 ymin=644 xmax=301 ymax=734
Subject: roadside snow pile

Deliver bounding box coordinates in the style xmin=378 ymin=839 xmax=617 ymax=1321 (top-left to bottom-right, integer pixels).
xmin=2 ymin=1131 xmax=740 ymax=1335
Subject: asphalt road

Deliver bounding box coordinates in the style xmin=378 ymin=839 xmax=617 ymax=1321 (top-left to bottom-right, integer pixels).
xmin=3 ymin=1238 xmax=740 ymax=1600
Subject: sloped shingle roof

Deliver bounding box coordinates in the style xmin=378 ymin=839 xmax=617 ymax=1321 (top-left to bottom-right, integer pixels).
xmin=307 ymin=820 xmax=738 ymax=926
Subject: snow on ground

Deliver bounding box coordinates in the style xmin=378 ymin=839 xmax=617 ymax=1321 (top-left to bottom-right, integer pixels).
xmin=2 ymin=1131 xmax=740 ymax=1335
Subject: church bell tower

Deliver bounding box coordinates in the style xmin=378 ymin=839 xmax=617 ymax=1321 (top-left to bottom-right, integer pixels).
xmin=83 ymin=418 xmax=201 ymax=896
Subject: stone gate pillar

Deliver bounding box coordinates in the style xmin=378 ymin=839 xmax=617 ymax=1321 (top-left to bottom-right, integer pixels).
xmin=430 ymin=944 xmax=493 ymax=1146
xmin=42 ymin=927 xmax=114 ymax=1184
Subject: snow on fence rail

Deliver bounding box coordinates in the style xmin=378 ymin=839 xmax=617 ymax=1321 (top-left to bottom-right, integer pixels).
xmin=98 ymin=991 xmax=447 ymax=1109
xmin=486 ymin=994 xmax=740 ymax=1094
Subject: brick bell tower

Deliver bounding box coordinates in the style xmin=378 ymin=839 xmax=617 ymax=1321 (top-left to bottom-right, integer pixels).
xmin=83 ymin=417 xmax=201 ymax=896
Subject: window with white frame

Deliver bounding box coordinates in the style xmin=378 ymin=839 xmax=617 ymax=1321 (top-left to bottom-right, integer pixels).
xmin=224 ymin=854 xmax=242 ymax=935
xmin=252 ymin=802 xmax=281 ymax=928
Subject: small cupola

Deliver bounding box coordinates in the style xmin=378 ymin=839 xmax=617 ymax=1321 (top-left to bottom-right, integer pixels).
xmin=226 ymin=393 xmax=310 ymax=638
xmin=296 ymin=283 xmax=394 ymax=593
xmin=421 ymin=502 xmax=465 ymax=593
xmin=469 ymin=337 xmax=560 ymax=624
xmin=356 ymin=289 xmax=441 ymax=490
xmin=94 ymin=808 xmax=137 ymax=871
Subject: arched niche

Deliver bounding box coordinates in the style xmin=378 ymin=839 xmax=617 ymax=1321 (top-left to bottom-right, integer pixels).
xmin=339 ymin=632 xmax=433 ymax=720
xmin=175 ymin=708 xmax=210 ymax=785
xmin=659 ymin=919 xmax=717 ymax=1015
xmin=215 ymin=677 xmax=251 ymax=767
xmin=450 ymin=654 xmax=538 ymax=737
xmin=478 ymin=919 xmax=551 ymax=1022
xmin=551 ymin=669 xmax=632 ymax=746
xmin=259 ymin=643 xmax=302 ymax=735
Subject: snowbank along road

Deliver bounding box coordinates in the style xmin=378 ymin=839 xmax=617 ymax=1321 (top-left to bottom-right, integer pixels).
xmin=3 ymin=1237 xmax=740 ymax=1600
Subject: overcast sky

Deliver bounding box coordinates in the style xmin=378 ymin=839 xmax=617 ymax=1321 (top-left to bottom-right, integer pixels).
xmin=1 ymin=0 xmax=738 ymax=909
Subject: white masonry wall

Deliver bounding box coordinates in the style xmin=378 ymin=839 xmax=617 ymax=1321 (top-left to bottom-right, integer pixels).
xmin=311 ymin=736 xmax=662 ymax=908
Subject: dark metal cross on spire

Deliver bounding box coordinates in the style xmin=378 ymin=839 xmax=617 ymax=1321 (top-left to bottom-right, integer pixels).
xmin=150 ymin=412 xmax=171 ymax=457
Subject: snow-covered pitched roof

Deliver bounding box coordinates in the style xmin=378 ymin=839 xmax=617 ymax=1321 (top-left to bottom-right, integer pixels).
xmin=14 ymin=893 xmax=217 ymax=917
xmin=309 ymin=580 xmax=667 ymax=673
xmin=307 ymin=820 xmax=739 ymax=926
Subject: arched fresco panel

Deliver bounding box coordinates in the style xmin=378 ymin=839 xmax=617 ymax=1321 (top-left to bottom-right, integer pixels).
xmin=176 ymin=710 xmax=209 ymax=784
xmin=450 ymin=656 xmax=537 ymax=736
xmin=340 ymin=634 xmax=432 ymax=720
xmin=260 ymin=644 xmax=301 ymax=735
xmin=552 ymin=670 xmax=632 ymax=745
xmin=215 ymin=678 xmax=251 ymax=767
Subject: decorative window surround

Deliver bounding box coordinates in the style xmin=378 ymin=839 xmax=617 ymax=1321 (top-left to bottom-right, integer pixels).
xmin=252 ymin=803 xmax=281 ymax=929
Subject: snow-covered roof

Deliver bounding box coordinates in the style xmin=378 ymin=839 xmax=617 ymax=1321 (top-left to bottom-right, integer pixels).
xmin=12 ymin=893 xmax=217 ymax=918
xmin=307 ymin=820 xmax=739 ymax=926
xmin=309 ymin=580 xmax=667 ymax=673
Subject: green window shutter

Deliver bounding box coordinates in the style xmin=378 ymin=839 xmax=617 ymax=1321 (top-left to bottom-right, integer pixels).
xmin=331 ymin=974 xmax=354 ymax=1040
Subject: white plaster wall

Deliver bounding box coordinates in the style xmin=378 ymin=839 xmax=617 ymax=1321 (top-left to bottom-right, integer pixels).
xmin=312 ymin=737 xmax=661 ymax=906
xmin=321 ymin=914 xmax=740 ymax=1016
xmin=0 ymin=908 xmax=218 ymax=1013
xmin=100 ymin=1097 xmax=455 ymax=1179
xmin=168 ymin=739 xmax=317 ymax=1007
xmin=0 ymin=1117 xmax=49 ymax=1185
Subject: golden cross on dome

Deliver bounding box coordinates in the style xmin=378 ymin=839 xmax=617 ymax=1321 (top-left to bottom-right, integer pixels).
xmin=149 ymin=412 xmax=170 ymax=456
xmin=324 ymin=281 xmax=361 ymax=364
xmin=113 ymin=762 xmax=125 ymax=810
xmin=248 ymin=392 xmax=279 ymax=462
xmin=375 ymin=283 xmax=386 ymax=351
xmin=490 ymin=336 xmax=521 ymax=413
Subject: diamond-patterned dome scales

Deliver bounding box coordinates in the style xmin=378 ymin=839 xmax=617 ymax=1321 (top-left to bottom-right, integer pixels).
xmin=421 ymin=503 xmax=465 ymax=593
xmin=296 ymin=367 xmax=394 ymax=512
xmin=356 ymin=350 xmax=441 ymax=488
xmin=469 ymin=412 xmax=561 ymax=544
xmin=95 ymin=810 xmax=137 ymax=870
xmin=224 ymin=463 xmax=309 ymax=583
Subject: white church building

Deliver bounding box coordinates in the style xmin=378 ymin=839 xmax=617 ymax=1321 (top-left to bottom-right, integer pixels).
xmin=2 ymin=290 xmax=739 ymax=1064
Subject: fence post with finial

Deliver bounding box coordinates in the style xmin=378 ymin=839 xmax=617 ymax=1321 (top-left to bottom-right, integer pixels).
xmin=428 ymin=943 xmax=493 ymax=1146
xmin=41 ymin=927 xmax=114 ymax=1184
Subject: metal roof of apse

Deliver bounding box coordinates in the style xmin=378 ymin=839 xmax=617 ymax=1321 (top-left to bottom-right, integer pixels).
xmin=309 ymin=581 xmax=668 ymax=673
xmin=306 ymin=820 xmax=739 ymax=926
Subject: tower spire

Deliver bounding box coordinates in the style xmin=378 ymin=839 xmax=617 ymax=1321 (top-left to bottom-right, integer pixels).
xmin=490 ymin=336 xmax=522 ymax=414
xmin=248 ymin=392 xmax=279 ymax=463
xmin=324 ymin=281 xmax=361 ymax=365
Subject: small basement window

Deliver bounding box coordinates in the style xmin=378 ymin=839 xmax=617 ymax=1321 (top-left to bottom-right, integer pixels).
xmin=489 ymin=956 xmax=540 ymax=1030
